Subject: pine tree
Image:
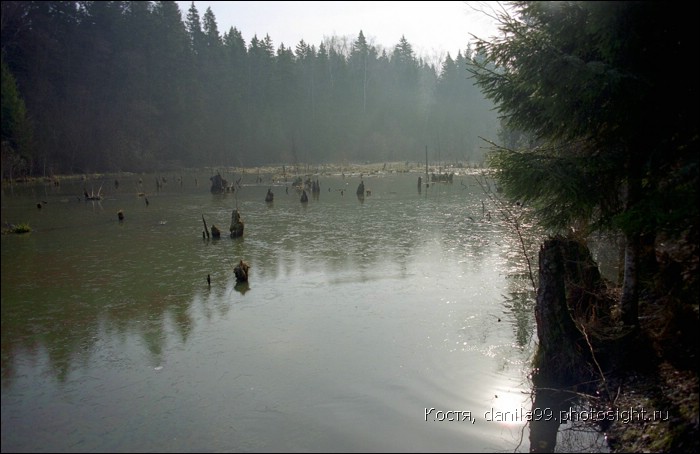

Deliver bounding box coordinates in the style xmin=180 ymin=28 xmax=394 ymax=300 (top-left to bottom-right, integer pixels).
xmin=468 ymin=1 xmax=699 ymax=327
xmin=1 ymin=59 xmax=34 ymax=178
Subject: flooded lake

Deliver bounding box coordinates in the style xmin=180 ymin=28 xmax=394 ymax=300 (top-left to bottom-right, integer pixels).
xmin=2 ymin=168 xmax=551 ymax=452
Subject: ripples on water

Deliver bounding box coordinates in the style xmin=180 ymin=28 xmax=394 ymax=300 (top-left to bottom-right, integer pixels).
xmin=1 ymin=170 xmax=577 ymax=452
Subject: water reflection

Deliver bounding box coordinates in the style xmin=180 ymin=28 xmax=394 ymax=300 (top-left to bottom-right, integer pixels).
xmin=527 ymin=386 xmax=611 ymax=453
xmin=3 ymin=170 xmax=546 ymax=452
xmin=503 ymin=290 xmax=537 ymax=348
xmin=234 ymin=281 xmax=251 ymax=295
xmin=529 ymin=387 xmax=573 ymax=452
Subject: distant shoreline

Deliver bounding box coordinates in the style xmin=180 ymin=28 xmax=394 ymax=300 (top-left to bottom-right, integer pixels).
xmin=3 ymin=161 xmax=489 ymax=186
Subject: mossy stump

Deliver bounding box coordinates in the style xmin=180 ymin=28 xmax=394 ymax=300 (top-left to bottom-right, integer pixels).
xmin=230 ymin=209 xmax=244 ymax=238
xmin=234 ymin=260 xmax=250 ymax=283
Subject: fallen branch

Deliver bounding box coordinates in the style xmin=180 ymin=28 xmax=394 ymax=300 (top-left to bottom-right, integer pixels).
xmin=202 ymin=214 xmax=210 ymax=239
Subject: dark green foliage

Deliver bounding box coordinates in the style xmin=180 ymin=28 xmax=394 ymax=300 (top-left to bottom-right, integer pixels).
xmin=468 ymin=1 xmax=698 ymax=240
xmin=488 ymin=141 xmax=622 ymax=233
xmin=1 ymin=59 xmax=34 ymax=178
xmin=468 ymin=2 xmax=698 ymax=327
xmin=0 ymin=1 xmax=498 ymax=174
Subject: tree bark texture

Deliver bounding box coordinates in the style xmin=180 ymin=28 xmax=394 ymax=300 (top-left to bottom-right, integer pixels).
xmin=534 ymin=236 xmax=603 ymax=385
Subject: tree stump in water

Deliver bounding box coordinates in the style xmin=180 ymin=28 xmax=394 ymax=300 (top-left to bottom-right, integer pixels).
xmin=211 ymin=224 xmax=221 ymax=239
xmin=356 ymin=181 xmax=365 ymax=202
xmin=234 ymin=260 xmax=250 ymax=283
xmin=210 ymin=173 xmax=228 ymax=194
xmin=265 ymin=188 xmax=274 ymax=203
xmin=230 ymin=209 xmax=244 ymax=238
xmin=533 ymin=235 xmax=605 ymax=385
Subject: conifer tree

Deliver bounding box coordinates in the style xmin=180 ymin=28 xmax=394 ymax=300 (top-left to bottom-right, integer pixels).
xmin=468 ymin=1 xmax=699 ymax=326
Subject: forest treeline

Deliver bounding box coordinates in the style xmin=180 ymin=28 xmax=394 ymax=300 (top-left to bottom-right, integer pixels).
xmin=0 ymin=0 xmax=499 ymax=177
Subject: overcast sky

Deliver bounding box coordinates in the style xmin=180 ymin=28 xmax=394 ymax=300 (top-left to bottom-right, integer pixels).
xmin=176 ymin=1 xmax=504 ymax=61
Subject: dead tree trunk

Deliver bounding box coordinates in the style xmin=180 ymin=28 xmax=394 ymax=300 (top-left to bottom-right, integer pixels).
xmin=533 ymin=236 xmax=600 ymax=385
xmin=230 ymin=210 xmax=244 ymax=238
xmin=202 ymin=215 xmax=210 ymax=239
xmin=234 ymin=260 xmax=250 ymax=282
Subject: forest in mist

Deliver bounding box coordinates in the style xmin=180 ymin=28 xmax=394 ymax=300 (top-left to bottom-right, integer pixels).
xmin=1 ymin=1 xmax=499 ymax=177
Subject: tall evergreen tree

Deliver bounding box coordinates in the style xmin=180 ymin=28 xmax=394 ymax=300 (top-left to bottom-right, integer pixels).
xmin=184 ymin=1 xmax=203 ymax=55
xmin=222 ymin=26 xmax=249 ymax=161
xmin=349 ymin=31 xmax=371 ymax=115
xmin=468 ymin=1 xmax=699 ymax=326
xmin=150 ymin=1 xmax=193 ymax=166
xmin=1 ymin=59 xmax=34 ymax=178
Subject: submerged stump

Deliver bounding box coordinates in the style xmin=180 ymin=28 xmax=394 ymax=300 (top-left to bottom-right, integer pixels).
xmin=211 ymin=224 xmax=221 ymax=239
xmin=230 ymin=209 xmax=244 ymax=238
xmin=210 ymin=173 xmax=229 ymax=194
xmin=356 ymin=180 xmax=365 ymax=197
xmin=234 ymin=260 xmax=250 ymax=283
xmin=356 ymin=180 xmax=365 ymax=202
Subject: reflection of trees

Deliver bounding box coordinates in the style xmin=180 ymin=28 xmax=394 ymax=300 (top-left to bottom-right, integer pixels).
xmin=1 ymin=174 xmax=206 ymax=383
xmin=170 ymin=303 xmax=194 ymax=344
xmin=528 ymin=388 xmax=572 ymax=452
xmin=1 ymin=292 xmax=103 ymax=385
xmin=527 ymin=386 xmax=609 ymax=452
xmin=488 ymin=196 xmax=544 ymax=351
xmin=502 ymin=291 xmax=536 ymax=348
xmin=500 ymin=270 xmax=539 ymax=352
xmin=2 ymin=172 xmax=534 ymax=384
xmin=1 ymin=291 xmax=197 ymax=384
xmin=142 ymin=319 xmax=166 ymax=366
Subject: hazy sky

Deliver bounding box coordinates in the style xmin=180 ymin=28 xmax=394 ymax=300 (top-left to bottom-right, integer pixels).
xmin=176 ymin=1 xmax=504 ymax=61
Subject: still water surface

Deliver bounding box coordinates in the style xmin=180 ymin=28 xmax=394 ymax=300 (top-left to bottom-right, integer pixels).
xmin=2 ymin=169 xmax=541 ymax=452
